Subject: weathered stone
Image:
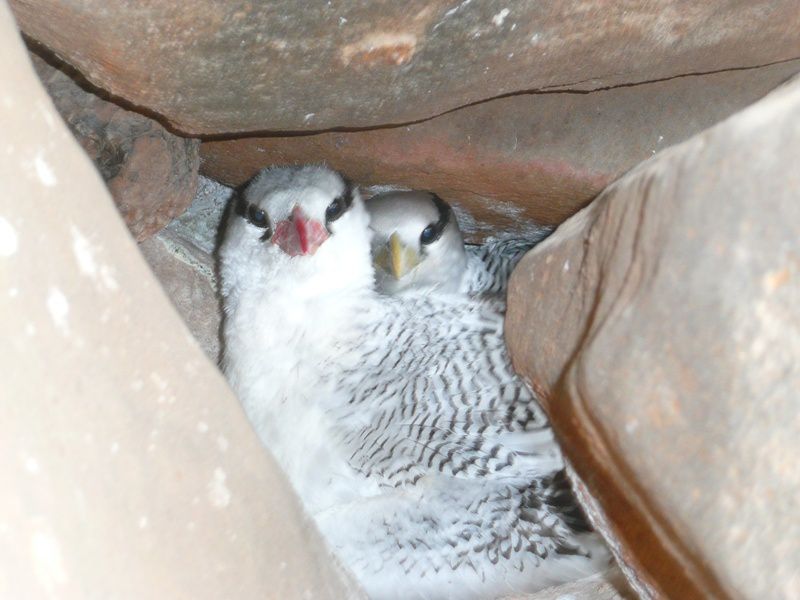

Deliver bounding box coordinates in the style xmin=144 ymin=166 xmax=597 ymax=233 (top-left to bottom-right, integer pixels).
xmin=506 ymin=75 xmax=800 ymax=599
xmin=9 ymin=0 xmax=800 ymax=134
xmin=505 ymin=568 xmax=634 ymax=600
xmin=0 ymin=5 xmax=361 ymax=597
xmin=30 ymin=52 xmax=200 ymax=241
xmin=164 ymin=176 xmax=233 ymax=256
xmin=139 ymin=229 xmax=221 ymax=363
xmin=138 ymin=176 xmax=233 ymax=363
xmin=201 ymin=60 xmax=800 ymax=230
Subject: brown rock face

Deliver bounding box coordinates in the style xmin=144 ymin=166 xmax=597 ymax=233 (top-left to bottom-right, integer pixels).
xmin=201 ymin=60 xmax=800 ymax=230
xmin=506 ymin=77 xmax=800 ymax=598
xmin=31 ymin=53 xmax=200 ymax=241
xmin=0 ymin=5 xmax=360 ymax=597
xmin=9 ymin=0 xmax=800 ymax=134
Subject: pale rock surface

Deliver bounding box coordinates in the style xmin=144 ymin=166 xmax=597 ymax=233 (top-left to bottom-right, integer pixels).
xmin=0 ymin=4 xmax=361 ymax=598
xmin=506 ymin=567 xmax=633 ymax=600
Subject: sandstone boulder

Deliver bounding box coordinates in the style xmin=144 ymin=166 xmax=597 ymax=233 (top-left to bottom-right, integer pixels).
xmin=201 ymin=60 xmax=800 ymax=230
xmin=31 ymin=52 xmax=199 ymax=241
xmin=506 ymin=75 xmax=800 ymax=599
xmin=10 ymin=0 xmax=800 ymax=134
xmin=0 ymin=4 xmax=359 ymax=597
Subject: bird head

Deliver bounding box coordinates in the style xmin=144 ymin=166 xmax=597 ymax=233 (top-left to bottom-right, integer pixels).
xmin=218 ymin=166 xmax=372 ymax=298
xmin=366 ymin=191 xmax=467 ymax=295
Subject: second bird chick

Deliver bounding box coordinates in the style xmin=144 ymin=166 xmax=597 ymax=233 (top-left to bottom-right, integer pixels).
xmin=367 ymin=190 xmax=551 ymax=297
xmin=368 ymin=190 xmax=467 ymax=295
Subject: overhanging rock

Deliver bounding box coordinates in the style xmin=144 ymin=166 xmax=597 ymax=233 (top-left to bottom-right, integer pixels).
xmin=506 ymin=74 xmax=800 ymax=599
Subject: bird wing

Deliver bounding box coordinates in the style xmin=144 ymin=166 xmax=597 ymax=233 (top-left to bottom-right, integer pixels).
xmin=463 ymin=230 xmax=553 ymax=296
xmin=334 ymin=293 xmax=557 ymax=489
xmin=317 ymin=291 xmax=605 ymax=594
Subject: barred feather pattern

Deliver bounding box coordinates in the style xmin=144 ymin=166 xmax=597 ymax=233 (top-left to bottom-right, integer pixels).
xmin=219 ymin=181 xmax=603 ymax=598
xmin=462 ymin=229 xmax=553 ymax=297
xmin=332 ymin=295 xmax=549 ymax=487
xmin=309 ymin=291 xmax=606 ymax=598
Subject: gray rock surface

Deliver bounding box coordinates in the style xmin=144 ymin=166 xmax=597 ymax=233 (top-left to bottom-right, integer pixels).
xmin=164 ymin=176 xmax=232 ymax=255
xmin=139 ymin=229 xmax=221 ymax=363
xmin=138 ymin=176 xmax=232 ymax=363
xmin=506 ymin=73 xmax=800 ymax=599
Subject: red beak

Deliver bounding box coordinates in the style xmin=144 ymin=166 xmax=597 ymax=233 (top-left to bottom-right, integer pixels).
xmin=272 ymin=206 xmax=329 ymax=257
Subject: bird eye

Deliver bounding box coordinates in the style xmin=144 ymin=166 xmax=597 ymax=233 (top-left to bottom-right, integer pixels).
xmin=248 ymin=206 xmax=269 ymax=228
xmin=245 ymin=205 xmax=272 ymax=240
xmin=420 ymin=224 xmax=440 ymax=245
xmin=325 ymin=197 xmax=345 ymax=224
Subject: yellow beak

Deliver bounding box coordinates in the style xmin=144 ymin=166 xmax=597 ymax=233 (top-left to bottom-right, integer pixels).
xmin=375 ymin=232 xmax=420 ymax=279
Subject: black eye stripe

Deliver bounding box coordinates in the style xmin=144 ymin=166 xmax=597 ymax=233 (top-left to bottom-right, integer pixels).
xmin=341 ymin=177 xmax=354 ymax=209
xmin=234 ymin=195 xmax=248 ymax=218
xmin=420 ymin=194 xmax=451 ymax=245
xmin=325 ymin=176 xmax=356 ymax=229
xmin=430 ymin=193 xmax=451 ymax=230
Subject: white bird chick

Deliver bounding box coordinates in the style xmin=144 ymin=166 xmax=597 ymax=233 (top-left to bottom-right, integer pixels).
xmin=368 ymin=191 xmax=467 ymax=295
xmin=219 ymin=165 xmax=372 ymax=305
xmin=218 ymin=165 xmax=375 ymax=504
xmin=367 ymin=190 xmax=551 ymax=297
xmin=219 ymin=167 xmax=608 ymax=600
